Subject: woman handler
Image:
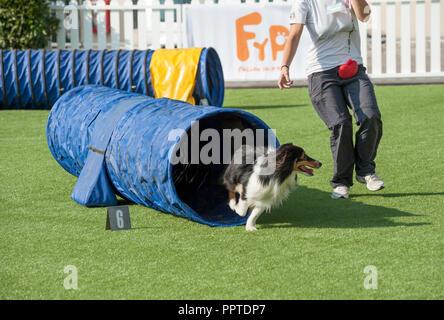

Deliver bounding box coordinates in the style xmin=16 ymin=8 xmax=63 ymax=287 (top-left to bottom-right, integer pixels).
xmin=278 ymin=0 xmax=384 ymax=199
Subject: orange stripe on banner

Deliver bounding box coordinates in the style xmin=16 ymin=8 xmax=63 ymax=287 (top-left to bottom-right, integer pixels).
xmin=150 ymin=48 xmax=203 ymax=105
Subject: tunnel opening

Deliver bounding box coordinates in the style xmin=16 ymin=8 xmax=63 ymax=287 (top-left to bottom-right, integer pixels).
xmin=171 ymin=111 xmax=276 ymax=226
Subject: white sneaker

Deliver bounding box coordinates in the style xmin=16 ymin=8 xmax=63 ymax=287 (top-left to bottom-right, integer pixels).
xmin=356 ymin=173 xmax=385 ymax=191
xmin=331 ymin=185 xmax=350 ymax=199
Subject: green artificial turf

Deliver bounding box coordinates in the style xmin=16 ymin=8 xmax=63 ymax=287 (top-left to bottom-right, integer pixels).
xmin=0 ymin=85 xmax=443 ymax=299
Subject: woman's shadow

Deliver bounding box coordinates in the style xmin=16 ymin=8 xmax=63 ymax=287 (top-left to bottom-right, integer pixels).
xmin=260 ymin=186 xmax=430 ymax=229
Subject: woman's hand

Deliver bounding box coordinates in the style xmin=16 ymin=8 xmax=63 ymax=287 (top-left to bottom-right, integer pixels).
xmin=278 ymin=66 xmax=293 ymax=90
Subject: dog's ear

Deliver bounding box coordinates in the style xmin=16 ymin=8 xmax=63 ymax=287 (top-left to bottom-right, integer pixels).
xmin=276 ymin=149 xmax=288 ymax=167
xmin=281 ymin=152 xmax=288 ymax=164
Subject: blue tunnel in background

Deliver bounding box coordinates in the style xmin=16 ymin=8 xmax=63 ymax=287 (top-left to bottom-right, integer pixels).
xmin=0 ymin=48 xmax=224 ymax=109
xmin=47 ymin=86 xmax=278 ymax=227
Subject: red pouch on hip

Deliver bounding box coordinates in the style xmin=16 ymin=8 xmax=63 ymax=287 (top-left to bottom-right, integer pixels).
xmin=338 ymin=59 xmax=358 ymax=79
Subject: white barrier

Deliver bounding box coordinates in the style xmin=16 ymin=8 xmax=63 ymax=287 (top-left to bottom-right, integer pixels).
xmin=51 ymin=0 xmax=443 ymax=81
xmin=50 ymin=0 xmax=183 ymax=50
xmin=359 ymin=0 xmax=443 ymax=78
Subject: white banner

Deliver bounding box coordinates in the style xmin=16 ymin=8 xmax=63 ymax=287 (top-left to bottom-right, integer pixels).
xmin=185 ymin=4 xmax=311 ymax=82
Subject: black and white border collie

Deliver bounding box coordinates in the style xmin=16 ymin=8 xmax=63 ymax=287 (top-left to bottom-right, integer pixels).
xmin=223 ymin=143 xmax=322 ymax=231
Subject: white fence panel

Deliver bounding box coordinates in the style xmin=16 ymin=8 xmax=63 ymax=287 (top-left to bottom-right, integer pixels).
xmin=386 ymin=1 xmax=397 ymax=74
xmin=416 ymin=0 xmax=426 ymax=73
xmin=123 ymin=0 xmax=135 ymax=49
xmin=371 ymin=2 xmax=382 ymax=75
xmin=431 ymin=0 xmax=442 ymax=73
xmin=401 ymin=1 xmax=412 ymax=74
xmin=137 ymin=1 xmax=148 ymax=49
xmin=55 ymin=1 xmax=66 ymax=49
xmin=151 ymin=3 xmax=161 ymax=49
xmin=68 ymin=1 xmax=80 ymax=49
xmin=82 ymin=6 xmax=94 ymax=49
xmin=50 ymin=0 xmax=182 ymax=50
xmin=110 ymin=3 xmax=121 ymax=49
xmin=164 ymin=0 xmax=175 ymax=49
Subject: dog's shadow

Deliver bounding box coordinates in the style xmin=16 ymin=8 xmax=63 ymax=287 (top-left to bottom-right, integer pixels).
xmin=259 ymin=186 xmax=431 ymax=229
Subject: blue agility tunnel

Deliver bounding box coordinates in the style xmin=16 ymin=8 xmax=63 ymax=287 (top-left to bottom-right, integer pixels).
xmin=0 ymin=48 xmax=224 ymax=109
xmin=47 ymin=85 xmax=278 ymax=227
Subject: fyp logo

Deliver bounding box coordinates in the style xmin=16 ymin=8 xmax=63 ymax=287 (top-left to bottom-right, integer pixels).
xmin=235 ymin=12 xmax=289 ymax=62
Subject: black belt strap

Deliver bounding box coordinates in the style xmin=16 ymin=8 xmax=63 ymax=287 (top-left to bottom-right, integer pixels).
xmin=194 ymin=50 xmax=205 ymax=105
xmin=129 ymin=50 xmax=135 ymax=92
xmin=14 ymin=49 xmax=23 ymax=109
xmin=115 ymin=49 xmax=121 ymax=89
xmin=0 ymin=50 xmax=8 ymax=108
xmin=86 ymin=49 xmax=91 ymax=84
xmin=195 ymin=64 xmax=204 ymax=105
xmin=56 ymin=49 xmax=63 ymax=97
xmin=27 ymin=49 xmax=37 ymax=108
xmin=144 ymin=50 xmax=149 ymax=96
xmin=72 ymin=49 xmax=77 ymax=87
xmin=41 ymin=50 xmax=51 ymax=108
xmin=100 ymin=49 xmax=106 ymax=86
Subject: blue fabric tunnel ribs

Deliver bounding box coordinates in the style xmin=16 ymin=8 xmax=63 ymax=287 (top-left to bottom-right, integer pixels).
xmin=0 ymin=48 xmax=224 ymax=109
xmin=46 ymin=86 xmax=279 ymax=227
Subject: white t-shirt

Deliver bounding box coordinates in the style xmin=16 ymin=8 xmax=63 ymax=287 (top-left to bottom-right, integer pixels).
xmin=289 ymin=0 xmax=364 ymax=76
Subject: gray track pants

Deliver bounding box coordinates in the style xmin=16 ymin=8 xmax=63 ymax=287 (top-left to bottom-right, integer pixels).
xmin=308 ymin=65 xmax=382 ymax=188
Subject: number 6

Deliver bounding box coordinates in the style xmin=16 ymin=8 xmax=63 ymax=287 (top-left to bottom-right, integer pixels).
xmin=116 ymin=210 xmax=124 ymax=228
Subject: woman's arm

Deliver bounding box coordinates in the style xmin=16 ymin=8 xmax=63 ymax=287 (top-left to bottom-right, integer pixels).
xmin=278 ymin=23 xmax=304 ymax=90
xmin=351 ymin=0 xmax=371 ymax=22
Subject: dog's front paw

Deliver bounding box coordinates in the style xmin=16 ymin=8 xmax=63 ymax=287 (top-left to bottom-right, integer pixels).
xmin=245 ymin=225 xmax=258 ymax=231
xmin=229 ymin=199 xmax=237 ymax=211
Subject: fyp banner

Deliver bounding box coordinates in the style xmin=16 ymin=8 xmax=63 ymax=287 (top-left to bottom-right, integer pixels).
xmin=185 ymin=4 xmax=311 ymax=82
